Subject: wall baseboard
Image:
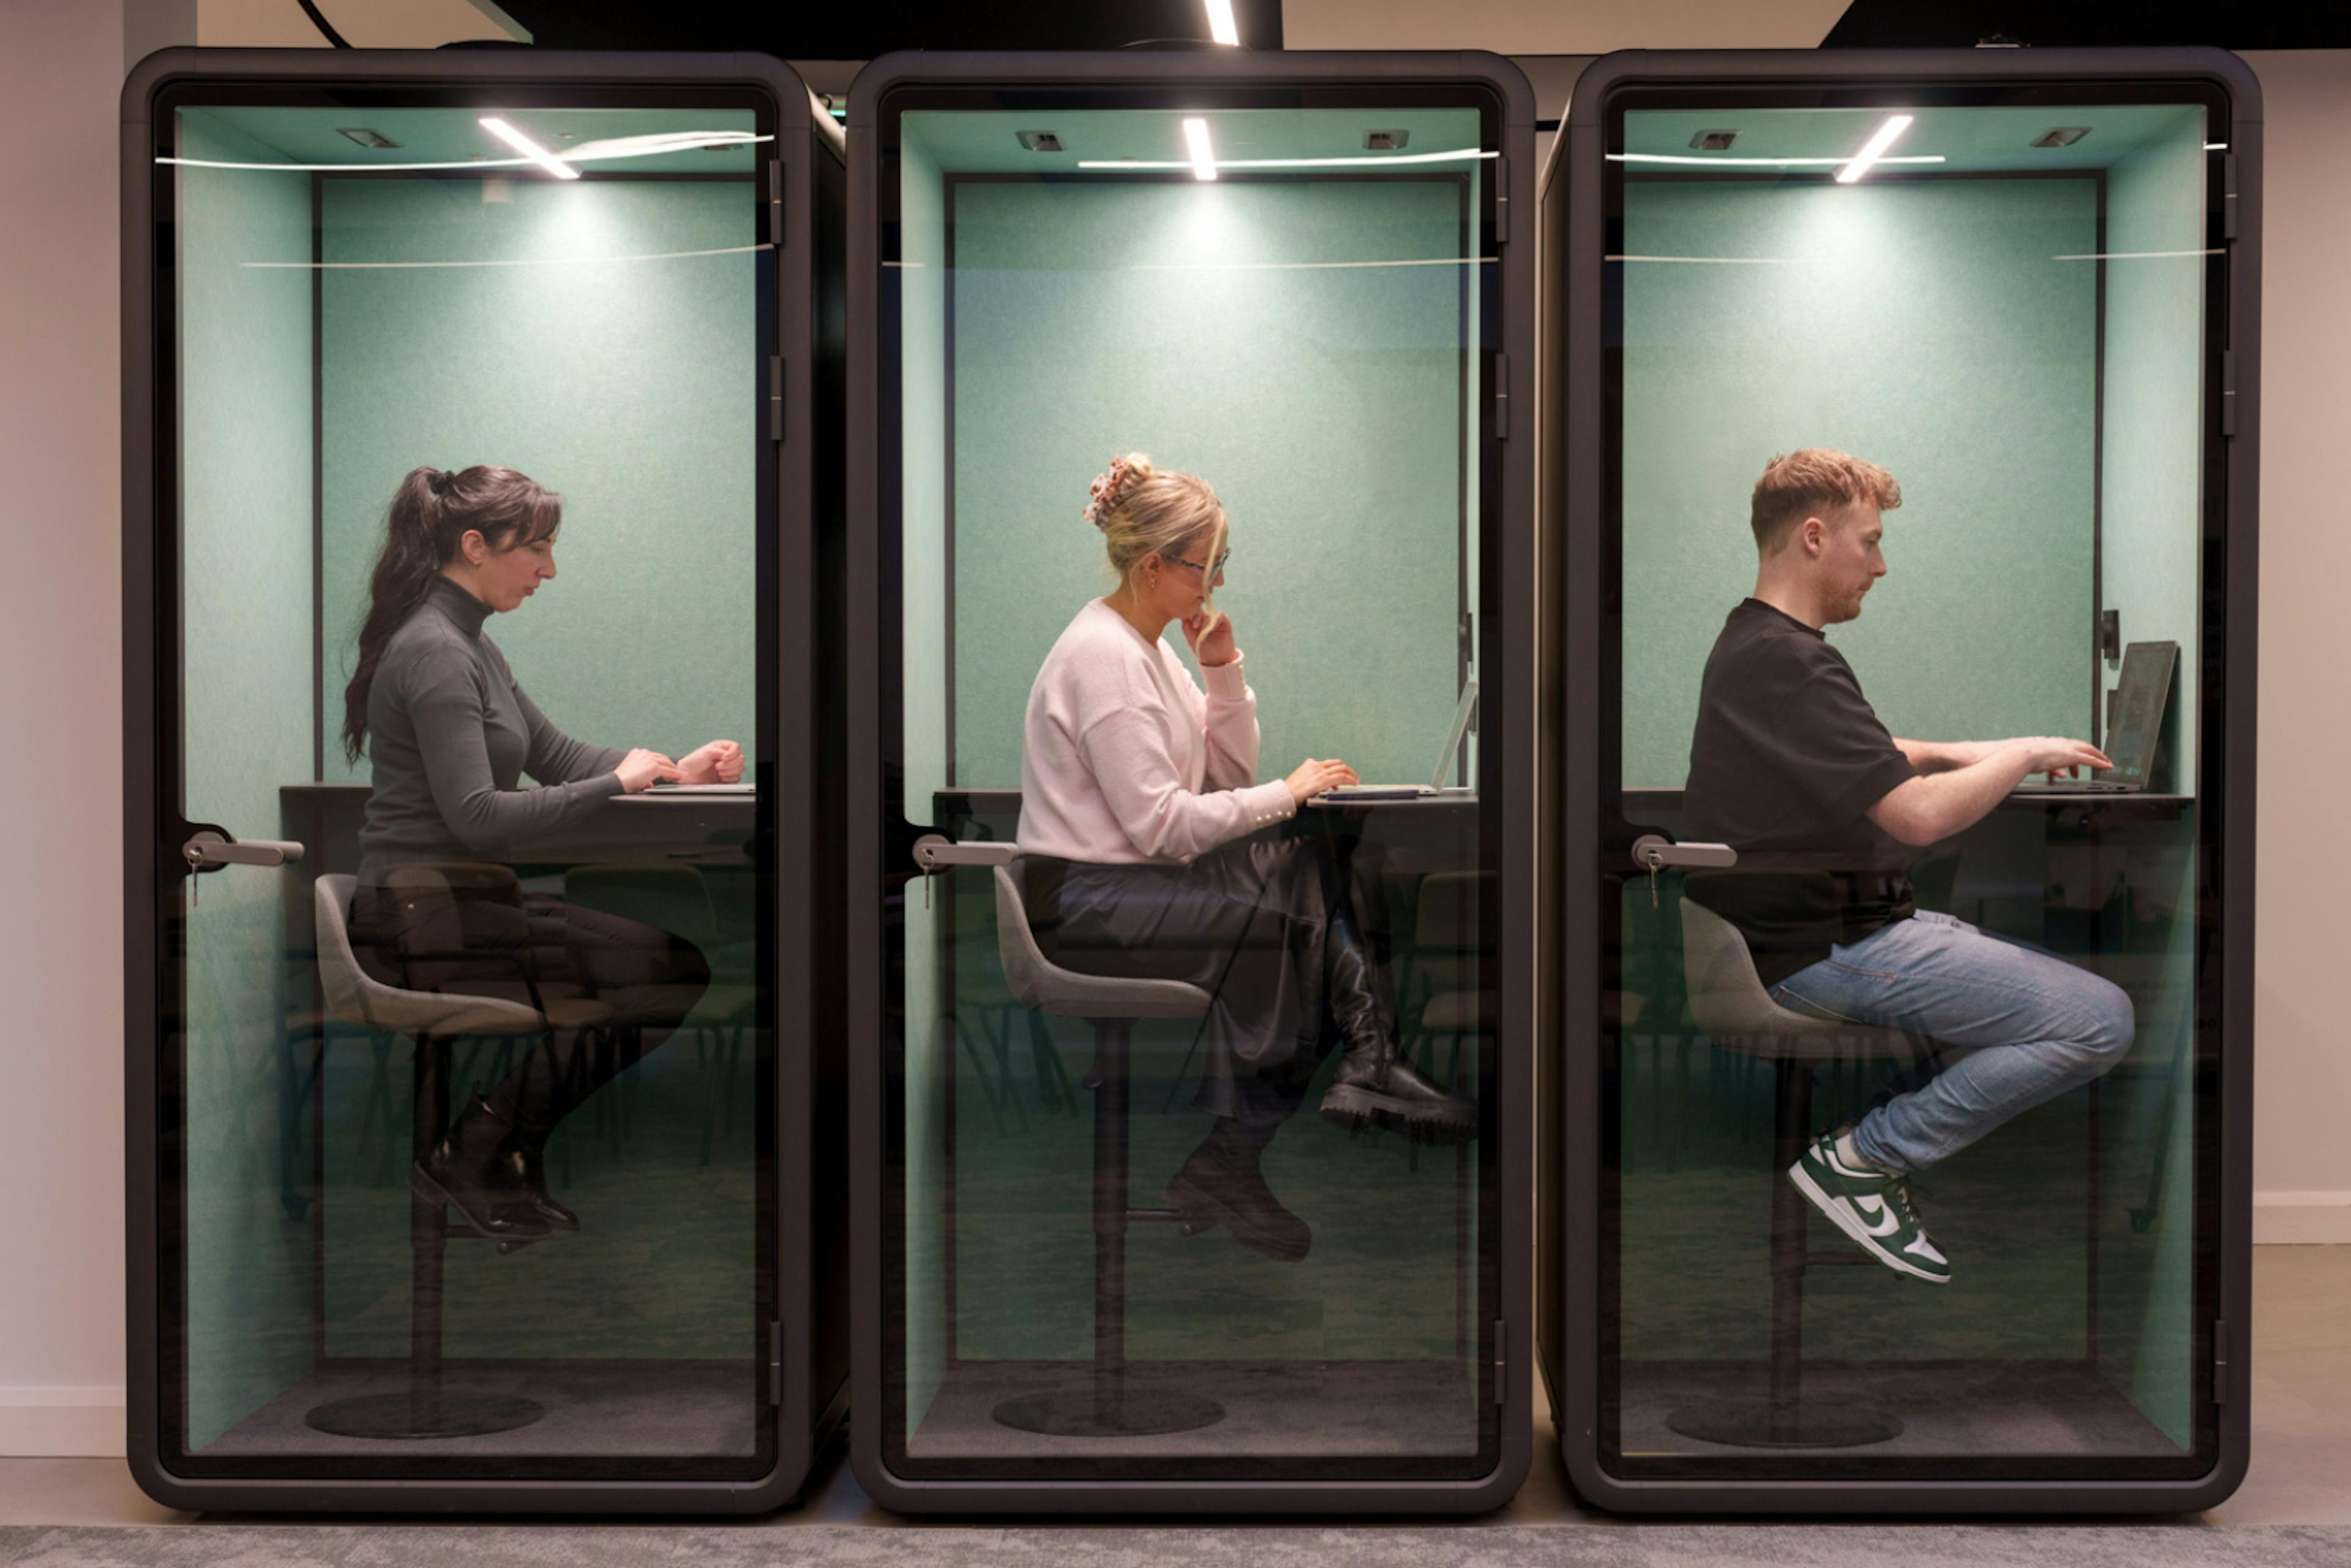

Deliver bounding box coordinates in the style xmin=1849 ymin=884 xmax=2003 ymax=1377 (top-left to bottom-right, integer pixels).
xmin=2255 ymin=1191 xmax=2351 ymax=1245
xmin=0 ymin=1388 xmax=125 ymax=1458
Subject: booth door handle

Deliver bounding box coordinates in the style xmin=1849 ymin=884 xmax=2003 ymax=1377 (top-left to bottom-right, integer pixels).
xmin=182 ymin=829 xmax=306 ymax=870
xmin=1630 ymin=835 xmax=1736 ymax=871
xmin=910 ymin=835 xmax=1016 ymax=874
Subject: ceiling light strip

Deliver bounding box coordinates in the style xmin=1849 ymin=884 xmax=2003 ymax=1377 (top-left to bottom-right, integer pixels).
xmin=1181 ymin=118 xmax=1218 ymax=181
xmin=1834 ymin=114 xmax=1916 ymax=184
xmin=1202 ymin=0 xmax=1240 ymax=45
xmin=479 ymin=116 xmax=580 ymax=179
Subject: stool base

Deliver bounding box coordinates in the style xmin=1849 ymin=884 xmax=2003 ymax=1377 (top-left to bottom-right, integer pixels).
xmin=991 ymin=1388 xmax=1225 ymax=1438
xmin=304 ymin=1391 xmax=546 ymax=1441
xmin=1666 ymin=1398 xmax=1902 ymax=1449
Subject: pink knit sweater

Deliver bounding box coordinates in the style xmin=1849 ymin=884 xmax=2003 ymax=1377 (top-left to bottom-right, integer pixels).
xmin=1016 ymin=598 xmax=1296 ymax=865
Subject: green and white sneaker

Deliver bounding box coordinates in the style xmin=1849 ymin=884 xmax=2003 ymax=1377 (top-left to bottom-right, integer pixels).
xmin=1788 ymin=1133 xmax=1952 ymax=1285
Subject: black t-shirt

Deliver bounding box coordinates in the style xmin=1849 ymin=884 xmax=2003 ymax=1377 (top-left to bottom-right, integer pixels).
xmin=1680 ymin=599 xmax=1921 ymax=987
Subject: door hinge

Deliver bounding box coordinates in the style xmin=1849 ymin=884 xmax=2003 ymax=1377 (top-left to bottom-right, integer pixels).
xmin=769 ymin=159 xmax=786 ymax=248
xmin=770 ymin=355 xmax=785 ymax=443
xmin=1494 ymin=353 xmax=1510 ymax=441
xmin=768 ymin=1320 xmax=785 ymax=1407
xmin=1493 ymin=1319 xmax=1507 ymax=1405
xmin=2221 ymin=350 xmax=2236 ymax=438
xmin=1493 ymin=159 xmax=1509 ymax=244
xmin=2212 ymin=1319 xmax=2229 ymax=1405
xmin=2222 ymin=152 xmax=2238 ymax=242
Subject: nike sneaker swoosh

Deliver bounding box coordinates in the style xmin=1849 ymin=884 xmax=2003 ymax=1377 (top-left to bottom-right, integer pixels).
xmin=1852 ymin=1195 xmax=1902 ymax=1237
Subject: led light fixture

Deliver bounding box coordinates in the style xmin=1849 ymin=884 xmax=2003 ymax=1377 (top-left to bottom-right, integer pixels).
xmin=479 ymin=116 xmax=580 ymax=180
xmin=1203 ymin=0 xmax=1240 ymax=45
xmin=1182 ymin=117 xmax=1218 ymax=181
xmin=1834 ymin=114 xmax=1914 ymax=184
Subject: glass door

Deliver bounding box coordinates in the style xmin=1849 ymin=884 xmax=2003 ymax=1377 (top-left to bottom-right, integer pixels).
xmin=1586 ymin=80 xmax=2235 ymax=1483
xmin=143 ymin=78 xmax=782 ymax=1481
xmin=869 ymin=81 xmax=1509 ymax=1484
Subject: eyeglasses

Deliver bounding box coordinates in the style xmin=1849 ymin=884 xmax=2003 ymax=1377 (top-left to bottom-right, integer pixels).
xmin=1167 ymin=549 xmax=1232 ymax=577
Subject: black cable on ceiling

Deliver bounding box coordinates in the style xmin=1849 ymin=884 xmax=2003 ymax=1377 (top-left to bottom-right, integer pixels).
xmin=296 ymin=0 xmax=354 ymax=48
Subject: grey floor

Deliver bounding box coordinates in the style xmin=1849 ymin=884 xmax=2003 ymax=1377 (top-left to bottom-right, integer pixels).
xmin=4 ymin=1247 xmax=2349 ymax=1567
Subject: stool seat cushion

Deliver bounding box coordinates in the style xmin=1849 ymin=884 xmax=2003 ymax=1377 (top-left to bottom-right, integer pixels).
xmin=994 ymin=861 xmax=1210 ymax=1020
xmin=1680 ymin=896 xmax=1915 ymax=1063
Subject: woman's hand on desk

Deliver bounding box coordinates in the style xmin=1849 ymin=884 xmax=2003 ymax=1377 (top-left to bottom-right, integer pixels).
xmin=1285 ymin=757 xmax=1360 ymax=806
xmin=1181 ymin=607 xmax=1236 ymax=669
xmin=677 ymin=738 xmax=744 ymax=785
xmin=617 ymin=748 xmax=684 ymax=793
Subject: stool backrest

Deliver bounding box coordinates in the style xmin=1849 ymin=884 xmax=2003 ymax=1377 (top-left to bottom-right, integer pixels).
xmin=1679 ymin=895 xmax=1782 ymax=1041
xmin=991 ymin=862 xmax=1050 ymax=1013
xmin=313 ymin=872 xmax=541 ymax=1035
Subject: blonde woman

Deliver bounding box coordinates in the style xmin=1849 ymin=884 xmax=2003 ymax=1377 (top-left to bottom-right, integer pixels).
xmin=1014 ymin=454 xmax=1474 ymax=1264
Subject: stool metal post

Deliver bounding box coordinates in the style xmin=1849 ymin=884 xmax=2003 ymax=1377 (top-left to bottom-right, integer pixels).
xmin=1092 ymin=1019 xmax=1132 ymax=1430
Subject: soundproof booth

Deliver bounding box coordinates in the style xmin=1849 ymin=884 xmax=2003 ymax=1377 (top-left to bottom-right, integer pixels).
xmin=121 ymin=47 xmax=847 ymax=1512
xmin=845 ymin=48 xmax=1537 ymax=1512
xmin=1538 ymin=47 xmax=2260 ymax=1512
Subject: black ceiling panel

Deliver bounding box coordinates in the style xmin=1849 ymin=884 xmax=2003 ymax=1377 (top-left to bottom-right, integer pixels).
xmin=1823 ymin=0 xmax=2351 ymax=50
xmin=481 ymin=0 xmax=1284 ymax=56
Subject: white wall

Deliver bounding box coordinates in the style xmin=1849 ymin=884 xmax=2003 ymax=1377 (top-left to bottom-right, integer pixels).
xmin=0 ymin=0 xmax=135 ymax=1458
xmin=2241 ymin=50 xmax=2351 ymax=1242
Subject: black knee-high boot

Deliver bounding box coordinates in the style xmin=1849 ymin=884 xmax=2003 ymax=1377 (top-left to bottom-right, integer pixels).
xmin=1316 ymin=907 xmax=1477 ymax=1144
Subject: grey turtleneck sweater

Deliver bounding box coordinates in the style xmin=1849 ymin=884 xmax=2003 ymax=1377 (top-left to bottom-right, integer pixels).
xmin=358 ymin=576 xmax=626 ymax=882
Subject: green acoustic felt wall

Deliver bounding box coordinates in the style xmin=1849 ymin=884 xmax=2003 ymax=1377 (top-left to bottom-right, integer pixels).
xmin=942 ymin=174 xmax=1476 ymax=792
xmin=318 ymin=176 xmax=759 ymax=782
xmin=1619 ymin=176 xmax=2099 ymax=786
xmin=174 ymin=108 xmax=318 ymax=1449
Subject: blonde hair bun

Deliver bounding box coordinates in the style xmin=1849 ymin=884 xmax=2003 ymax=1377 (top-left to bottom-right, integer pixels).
xmin=1083 ymin=452 xmax=1157 ymax=529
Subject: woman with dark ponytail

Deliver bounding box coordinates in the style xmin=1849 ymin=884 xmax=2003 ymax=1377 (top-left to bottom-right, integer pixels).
xmin=346 ymin=464 xmax=743 ymax=1243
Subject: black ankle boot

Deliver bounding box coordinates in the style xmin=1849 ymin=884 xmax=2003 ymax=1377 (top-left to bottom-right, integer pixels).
xmin=1316 ymin=914 xmax=1477 ymax=1145
xmin=1166 ymin=1119 xmax=1311 ymax=1262
xmin=503 ymin=1139 xmax=579 ymax=1232
xmin=410 ymin=1095 xmax=552 ymax=1243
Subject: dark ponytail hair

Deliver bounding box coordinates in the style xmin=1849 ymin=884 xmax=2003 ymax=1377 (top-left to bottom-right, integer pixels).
xmin=340 ymin=464 xmax=563 ymax=763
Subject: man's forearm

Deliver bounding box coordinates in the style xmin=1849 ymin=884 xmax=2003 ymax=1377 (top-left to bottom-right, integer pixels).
xmin=1892 ymin=738 xmax=1992 ymax=774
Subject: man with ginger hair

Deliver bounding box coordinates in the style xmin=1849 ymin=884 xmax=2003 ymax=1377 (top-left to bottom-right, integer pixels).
xmin=1681 ymin=447 xmax=2135 ymax=1284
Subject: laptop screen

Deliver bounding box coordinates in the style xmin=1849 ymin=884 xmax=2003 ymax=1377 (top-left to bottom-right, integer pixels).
xmin=2102 ymin=642 xmax=2178 ymax=784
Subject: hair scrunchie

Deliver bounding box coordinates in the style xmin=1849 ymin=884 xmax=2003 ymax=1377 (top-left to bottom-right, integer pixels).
xmin=1082 ymin=453 xmax=1152 ymax=530
xmin=425 ymin=468 xmax=452 ymax=498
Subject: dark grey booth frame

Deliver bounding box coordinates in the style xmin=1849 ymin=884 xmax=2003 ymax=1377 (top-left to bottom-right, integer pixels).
xmin=1537 ymin=47 xmax=2261 ymax=1514
xmin=844 ymin=48 xmax=1538 ymax=1514
xmin=120 ymin=47 xmax=850 ymax=1514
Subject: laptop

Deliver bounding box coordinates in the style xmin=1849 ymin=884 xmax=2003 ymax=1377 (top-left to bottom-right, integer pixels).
xmin=2012 ymin=640 xmax=2177 ymax=795
xmin=1319 ymin=680 xmax=1479 ymax=802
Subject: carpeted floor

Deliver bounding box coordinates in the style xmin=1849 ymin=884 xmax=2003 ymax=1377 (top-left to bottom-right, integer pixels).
xmin=6 ymin=1523 xmax=2351 ymax=1567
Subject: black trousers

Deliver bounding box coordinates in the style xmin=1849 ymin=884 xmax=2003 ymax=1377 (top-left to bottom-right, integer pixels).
xmin=352 ymin=865 xmax=710 ymax=1136
xmin=1031 ymin=836 xmax=1392 ymax=1133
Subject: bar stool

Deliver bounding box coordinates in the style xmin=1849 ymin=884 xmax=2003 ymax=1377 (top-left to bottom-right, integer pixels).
xmin=1671 ymin=896 xmax=1926 ymax=1449
xmin=307 ymin=872 xmax=613 ymax=1440
xmin=982 ymin=852 xmax=1225 ymax=1438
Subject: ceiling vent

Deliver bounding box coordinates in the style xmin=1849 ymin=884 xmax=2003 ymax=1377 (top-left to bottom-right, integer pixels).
xmin=336 ymin=128 xmax=400 ymax=149
xmin=1365 ymin=129 xmax=1409 ymax=151
xmin=1689 ymin=129 xmax=1739 ymax=151
xmin=1016 ymin=130 xmax=1064 ymax=152
xmin=2032 ymin=127 xmax=2091 ymax=148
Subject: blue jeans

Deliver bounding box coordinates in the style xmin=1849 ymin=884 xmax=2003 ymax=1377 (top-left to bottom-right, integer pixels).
xmin=1767 ymin=909 xmax=2135 ymax=1176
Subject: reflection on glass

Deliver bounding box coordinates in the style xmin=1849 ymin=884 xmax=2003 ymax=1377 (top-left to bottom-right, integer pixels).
xmin=1604 ymin=96 xmax=2216 ymax=1476
xmin=885 ymin=100 xmax=1499 ymax=1479
xmin=167 ymin=99 xmax=771 ymax=1475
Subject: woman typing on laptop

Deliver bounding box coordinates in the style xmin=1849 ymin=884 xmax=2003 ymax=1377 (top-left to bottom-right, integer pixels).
xmin=340 ymin=463 xmax=743 ymax=1244
xmin=1013 ymin=454 xmax=1476 ymax=1264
